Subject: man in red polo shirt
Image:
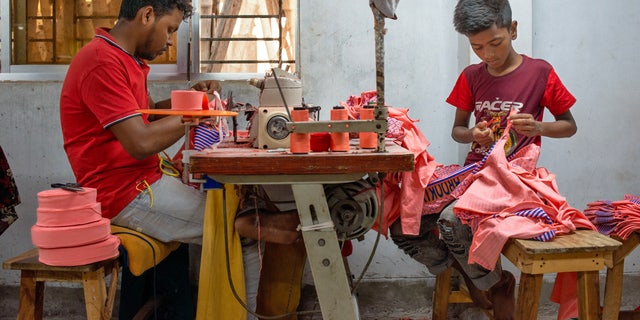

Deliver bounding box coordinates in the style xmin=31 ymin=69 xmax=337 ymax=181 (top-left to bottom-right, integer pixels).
xmin=60 ymin=1 xmax=218 ymax=318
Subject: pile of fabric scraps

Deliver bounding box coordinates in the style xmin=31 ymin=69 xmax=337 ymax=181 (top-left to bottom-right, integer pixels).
xmin=340 ymin=90 xmax=441 ymax=237
xmin=450 ymin=114 xmax=595 ymax=271
xmin=584 ymin=194 xmax=640 ymax=239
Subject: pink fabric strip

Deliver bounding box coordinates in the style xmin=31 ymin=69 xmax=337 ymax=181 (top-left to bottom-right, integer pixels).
xmin=38 ymin=235 xmax=120 ymax=266
xmin=36 ymin=202 xmax=102 ymax=227
xmin=31 ymin=218 xmax=111 ymax=249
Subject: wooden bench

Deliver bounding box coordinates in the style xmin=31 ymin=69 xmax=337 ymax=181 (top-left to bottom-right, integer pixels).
xmin=432 ymin=229 xmax=622 ymax=320
xmin=2 ymin=248 xmax=119 ymax=320
xmin=602 ymin=231 xmax=640 ymax=320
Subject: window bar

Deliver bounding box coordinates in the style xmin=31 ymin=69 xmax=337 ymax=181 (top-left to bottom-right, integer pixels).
xmin=278 ymin=0 xmax=283 ymax=67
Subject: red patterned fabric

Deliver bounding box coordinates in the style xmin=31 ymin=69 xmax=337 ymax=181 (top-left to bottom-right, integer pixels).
xmin=0 ymin=146 xmax=20 ymax=236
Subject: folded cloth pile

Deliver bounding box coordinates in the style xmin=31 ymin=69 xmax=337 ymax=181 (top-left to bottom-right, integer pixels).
xmin=31 ymin=187 xmax=120 ymax=266
xmin=584 ymin=194 xmax=640 ymax=240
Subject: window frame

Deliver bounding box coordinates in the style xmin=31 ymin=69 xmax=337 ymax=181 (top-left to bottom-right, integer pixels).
xmin=0 ymin=0 xmax=299 ymax=82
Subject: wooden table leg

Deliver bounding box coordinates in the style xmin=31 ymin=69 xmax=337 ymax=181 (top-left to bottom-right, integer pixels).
xmin=82 ymin=268 xmax=107 ymax=320
xmin=104 ymin=260 xmax=119 ymax=320
xmin=432 ymin=267 xmax=452 ymax=320
xmin=577 ymin=270 xmax=601 ymax=320
xmin=515 ymin=273 xmax=542 ymax=320
xmin=602 ymin=259 xmax=624 ymax=320
xmin=18 ymin=271 xmax=43 ymax=320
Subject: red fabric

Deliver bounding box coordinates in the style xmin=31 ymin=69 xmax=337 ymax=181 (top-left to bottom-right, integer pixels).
xmin=446 ymin=55 xmax=576 ymax=165
xmin=339 ymin=91 xmax=441 ymax=236
xmin=341 ymin=240 xmax=353 ymax=257
xmin=60 ymin=28 xmax=162 ymax=219
xmin=453 ymin=117 xmax=593 ymax=319
xmin=453 ymin=117 xmax=595 ymax=269
xmin=549 ymin=272 xmax=579 ymax=320
xmin=422 ymin=163 xmax=476 ymax=215
xmin=373 ymin=107 xmax=440 ymax=236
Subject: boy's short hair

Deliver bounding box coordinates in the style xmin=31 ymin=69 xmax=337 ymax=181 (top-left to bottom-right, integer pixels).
xmin=453 ymin=0 xmax=512 ymax=35
xmin=118 ymin=0 xmax=193 ymax=21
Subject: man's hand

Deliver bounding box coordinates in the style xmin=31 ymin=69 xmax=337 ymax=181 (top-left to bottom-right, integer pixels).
xmin=191 ymin=80 xmax=222 ymax=94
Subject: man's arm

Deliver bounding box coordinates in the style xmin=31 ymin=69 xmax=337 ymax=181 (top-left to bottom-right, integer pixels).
xmin=109 ymin=115 xmax=184 ymax=160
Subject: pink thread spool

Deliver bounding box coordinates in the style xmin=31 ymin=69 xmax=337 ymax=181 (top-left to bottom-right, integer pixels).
xmin=290 ymin=107 xmax=310 ymax=154
xmin=170 ymin=90 xmax=207 ymax=110
xmin=359 ymin=106 xmax=377 ymax=149
xmin=330 ymin=106 xmax=349 ymax=151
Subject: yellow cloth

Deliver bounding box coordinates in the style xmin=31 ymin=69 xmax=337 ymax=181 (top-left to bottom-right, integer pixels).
xmin=110 ymin=225 xmax=181 ymax=276
xmin=196 ymin=184 xmax=247 ymax=319
xmin=111 ymin=225 xmax=180 ymax=276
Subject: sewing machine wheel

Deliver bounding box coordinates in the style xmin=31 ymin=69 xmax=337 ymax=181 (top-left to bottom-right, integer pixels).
xmin=324 ymin=179 xmax=379 ymax=241
xmin=266 ymin=114 xmax=290 ymax=140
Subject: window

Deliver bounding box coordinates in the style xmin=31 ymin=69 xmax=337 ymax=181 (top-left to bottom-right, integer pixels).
xmin=196 ymin=0 xmax=296 ymax=74
xmin=0 ymin=0 xmax=297 ymax=80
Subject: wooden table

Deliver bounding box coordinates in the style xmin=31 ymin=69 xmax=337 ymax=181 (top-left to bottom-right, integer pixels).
xmin=189 ymin=141 xmax=414 ymax=320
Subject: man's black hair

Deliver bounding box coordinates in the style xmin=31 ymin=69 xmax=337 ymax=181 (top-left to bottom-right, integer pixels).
xmin=118 ymin=0 xmax=193 ymax=21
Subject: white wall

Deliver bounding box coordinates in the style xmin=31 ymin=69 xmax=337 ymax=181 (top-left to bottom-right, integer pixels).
xmin=299 ymin=0 xmax=640 ymax=279
xmin=1 ymin=0 xmax=639 ymax=286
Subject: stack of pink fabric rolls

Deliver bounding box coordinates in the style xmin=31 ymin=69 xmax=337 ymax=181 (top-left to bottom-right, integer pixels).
xmin=31 ymin=187 xmax=120 ymax=266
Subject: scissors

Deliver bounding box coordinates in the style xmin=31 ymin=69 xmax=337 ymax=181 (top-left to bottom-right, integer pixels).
xmin=51 ymin=182 xmax=84 ymax=192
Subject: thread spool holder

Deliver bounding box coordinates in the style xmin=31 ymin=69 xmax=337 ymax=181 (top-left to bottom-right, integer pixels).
xmin=285 ymin=114 xmax=388 ymax=151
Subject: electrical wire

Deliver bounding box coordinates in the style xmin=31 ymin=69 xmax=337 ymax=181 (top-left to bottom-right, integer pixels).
xmin=113 ymin=231 xmax=159 ymax=320
xmin=220 ymin=187 xmax=322 ymax=319
xmin=350 ymin=172 xmax=385 ymax=295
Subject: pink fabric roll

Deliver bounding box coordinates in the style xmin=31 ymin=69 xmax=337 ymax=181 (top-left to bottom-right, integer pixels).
xmin=36 ymin=202 xmax=102 ymax=227
xmin=31 ymin=218 xmax=111 ymax=249
xmin=38 ymin=187 xmax=97 ymax=209
xmin=38 ymin=235 xmax=120 ymax=266
xmin=171 ymin=90 xmax=207 ymax=110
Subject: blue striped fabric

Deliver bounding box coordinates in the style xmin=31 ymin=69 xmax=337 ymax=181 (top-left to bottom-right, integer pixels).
xmin=512 ymin=207 xmax=556 ymax=241
xmin=626 ymin=194 xmax=640 ymax=206
xmin=193 ymin=123 xmax=226 ymax=151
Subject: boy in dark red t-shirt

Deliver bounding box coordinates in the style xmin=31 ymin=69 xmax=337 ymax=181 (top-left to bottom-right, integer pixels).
xmin=392 ymin=1 xmax=578 ymax=319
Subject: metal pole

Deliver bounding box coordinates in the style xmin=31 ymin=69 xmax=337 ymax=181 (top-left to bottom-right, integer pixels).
xmin=371 ymin=5 xmax=388 ymax=153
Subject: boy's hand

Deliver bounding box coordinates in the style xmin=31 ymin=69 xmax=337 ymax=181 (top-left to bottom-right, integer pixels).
xmin=472 ymin=121 xmax=494 ymax=147
xmin=508 ymin=113 xmax=542 ymax=137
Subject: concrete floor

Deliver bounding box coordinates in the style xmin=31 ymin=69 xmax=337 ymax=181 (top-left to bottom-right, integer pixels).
xmin=2 ymin=273 xmax=639 ymax=320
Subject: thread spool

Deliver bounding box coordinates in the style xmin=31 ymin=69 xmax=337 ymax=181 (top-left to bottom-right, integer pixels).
xmin=290 ymin=107 xmax=310 ymax=154
xmin=310 ymin=132 xmax=330 ymax=152
xmin=359 ymin=106 xmax=377 ymax=149
xmin=330 ymin=106 xmax=350 ymax=151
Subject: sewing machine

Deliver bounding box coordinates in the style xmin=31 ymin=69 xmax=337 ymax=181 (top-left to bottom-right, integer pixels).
xmin=188 ymin=2 xmax=401 ymax=317
xmin=189 ymin=140 xmax=413 ymax=320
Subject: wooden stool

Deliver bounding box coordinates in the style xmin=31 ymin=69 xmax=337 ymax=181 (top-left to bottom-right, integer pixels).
xmin=602 ymin=231 xmax=640 ymax=320
xmin=2 ymin=248 xmax=119 ymax=320
xmin=432 ymin=229 xmax=622 ymax=320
